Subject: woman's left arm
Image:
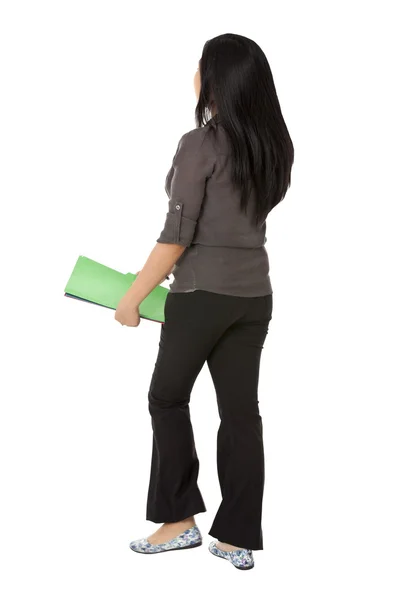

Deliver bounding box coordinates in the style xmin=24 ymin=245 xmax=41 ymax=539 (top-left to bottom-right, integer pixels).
xmin=115 ymin=127 xmax=215 ymax=327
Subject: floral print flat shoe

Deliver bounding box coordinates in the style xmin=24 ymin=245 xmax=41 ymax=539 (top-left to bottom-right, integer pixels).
xmin=208 ymin=540 xmax=254 ymax=570
xmin=129 ymin=525 xmax=202 ymax=554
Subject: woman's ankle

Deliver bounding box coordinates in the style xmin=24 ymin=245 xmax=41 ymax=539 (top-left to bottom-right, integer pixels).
xmin=165 ymin=516 xmax=195 ymax=527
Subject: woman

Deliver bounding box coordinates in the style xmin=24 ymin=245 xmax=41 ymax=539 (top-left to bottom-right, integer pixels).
xmin=115 ymin=33 xmax=294 ymax=570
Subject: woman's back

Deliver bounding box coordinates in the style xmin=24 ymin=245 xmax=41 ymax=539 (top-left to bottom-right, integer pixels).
xmin=157 ymin=114 xmax=273 ymax=297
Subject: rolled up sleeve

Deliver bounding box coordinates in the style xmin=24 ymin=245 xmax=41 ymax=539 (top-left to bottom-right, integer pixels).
xmin=156 ymin=128 xmax=216 ymax=247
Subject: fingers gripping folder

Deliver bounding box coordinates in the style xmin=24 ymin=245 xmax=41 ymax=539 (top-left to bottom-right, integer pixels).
xmin=64 ymin=256 xmax=169 ymax=324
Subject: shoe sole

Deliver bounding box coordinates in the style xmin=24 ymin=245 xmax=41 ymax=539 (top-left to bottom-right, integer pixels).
xmin=209 ymin=548 xmax=254 ymax=570
xmin=130 ymin=540 xmax=203 ymax=554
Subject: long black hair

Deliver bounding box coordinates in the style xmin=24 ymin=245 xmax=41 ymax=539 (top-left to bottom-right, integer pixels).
xmin=195 ymin=33 xmax=294 ymax=226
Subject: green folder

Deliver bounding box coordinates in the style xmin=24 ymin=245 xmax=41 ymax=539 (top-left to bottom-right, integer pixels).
xmin=64 ymin=255 xmax=169 ymax=323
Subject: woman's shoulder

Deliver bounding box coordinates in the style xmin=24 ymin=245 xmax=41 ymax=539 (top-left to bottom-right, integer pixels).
xmin=175 ymin=122 xmax=219 ymax=158
xmin=180 ymin=117 xmax=232 ymax=158
xmin=179 ymin=121 xmax=213 ymax=143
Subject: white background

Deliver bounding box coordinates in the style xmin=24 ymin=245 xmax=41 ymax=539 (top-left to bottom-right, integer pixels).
xmin=1 ymin=1 xmax=399 ymax=598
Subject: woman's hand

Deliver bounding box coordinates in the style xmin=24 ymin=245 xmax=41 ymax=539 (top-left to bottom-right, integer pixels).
xmin=115 ymin=292 xmax=141 ymax=327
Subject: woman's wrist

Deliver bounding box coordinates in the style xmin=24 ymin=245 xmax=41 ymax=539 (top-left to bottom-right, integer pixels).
xmin=125 ymin=284 xmax=142 ymax=307
xmin=127 ymin=265 xmax=172 ymax=307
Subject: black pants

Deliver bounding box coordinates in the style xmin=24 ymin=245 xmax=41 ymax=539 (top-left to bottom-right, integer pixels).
xmin=146 ymin=289 xmax=273 ymax=550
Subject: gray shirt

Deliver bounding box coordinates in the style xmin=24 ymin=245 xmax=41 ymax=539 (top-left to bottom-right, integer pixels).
xmin=156 ymin=114 xmax=273 ymax=297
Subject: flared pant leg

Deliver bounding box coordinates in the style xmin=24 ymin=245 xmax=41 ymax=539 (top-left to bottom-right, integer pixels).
xmin=207 ymin=294 xmax=273 ymax=550
xmin=146 ymin=290 xmax=244 ymax=523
